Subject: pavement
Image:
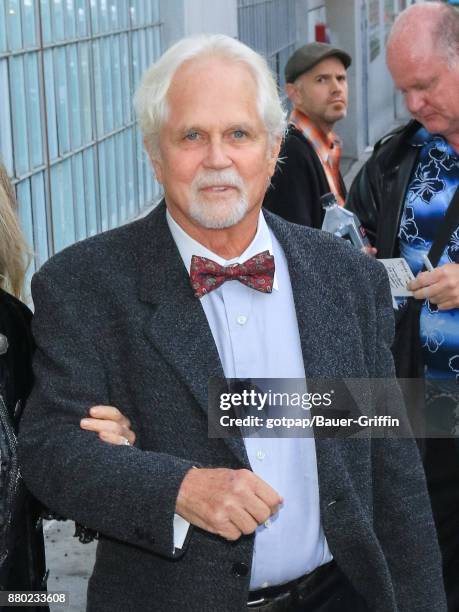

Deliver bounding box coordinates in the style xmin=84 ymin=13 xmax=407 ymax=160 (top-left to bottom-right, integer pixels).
xmin=42 ymin=119 xmax=407 ymax=611
xmin=44 ymin=520 xmax=96 ymax=611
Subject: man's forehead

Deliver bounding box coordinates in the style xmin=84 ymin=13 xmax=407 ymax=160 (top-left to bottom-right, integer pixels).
xmin=388 ymin=41 xmax=447 ymax=81
xmin=165 ymin=56 xmax=261 ymax=125
xmin=387 ymin=33 xmax=435 ymax=66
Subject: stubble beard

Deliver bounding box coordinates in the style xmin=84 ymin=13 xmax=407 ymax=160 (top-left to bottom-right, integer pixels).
xmin=324 ymin=105 xmax=347 ymax=127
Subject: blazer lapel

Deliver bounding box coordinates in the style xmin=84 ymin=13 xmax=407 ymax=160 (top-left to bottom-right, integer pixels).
xmin=266 ymin=212 xmax=374 ymax=437
xmin=136 ymin=204 xmax=248 ymax=465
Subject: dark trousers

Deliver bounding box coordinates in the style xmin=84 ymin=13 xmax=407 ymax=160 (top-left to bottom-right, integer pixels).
xmin=424 ymin=438 xmax=459 ymax=612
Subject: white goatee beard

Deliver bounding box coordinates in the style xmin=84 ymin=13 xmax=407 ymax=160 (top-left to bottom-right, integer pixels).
xmin=189 ymin=169 xmax=249 ymax=229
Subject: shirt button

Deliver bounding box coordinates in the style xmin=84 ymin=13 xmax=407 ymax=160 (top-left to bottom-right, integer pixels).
xmin=256 ymin=450 xmax=266 ymax=461
xmin=264 ymin=519 xmax=272 ymax=529
xmin=237 ymin=315 xmax=247 ymax=325
xmin=262 ymin=581 xmax=270 ymax=588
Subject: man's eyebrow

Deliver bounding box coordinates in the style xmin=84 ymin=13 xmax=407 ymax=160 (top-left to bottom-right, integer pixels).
xmin=314 ymin=72 xmax=346 ymax=79
xmin=176 ymin=122 xmax=256 ymax=133
xmin=226 ymin=123 xmax=255 ymax=132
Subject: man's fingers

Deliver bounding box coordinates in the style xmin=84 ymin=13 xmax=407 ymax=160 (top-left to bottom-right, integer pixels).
xmin=221 ymin=505 xmax=258 ymax=536
xmin=438 ymin=300 xmax=456 ymax=311
xmin=176 ymin=467 xmax=282 ymax=542
xmin=89 ymin=405 xmax=130 ymax=427
xmin=408 ymin=269 xmax=439 ymax=292
xmin=98 ymin=431 xmax=132 ymax=446
xmin=361 ymin=246 xmax=377 ymax=257
xmin=80 ymin=416 xmax=136 ymax=444
xmin=244 ymin=495 xmax=276 ymax=525
xmin=251 ymin=476 xmax=283 ymax=511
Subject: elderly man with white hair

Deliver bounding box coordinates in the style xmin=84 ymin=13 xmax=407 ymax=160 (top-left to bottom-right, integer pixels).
xmin=19 ymin=35 xmax=445 ymax=611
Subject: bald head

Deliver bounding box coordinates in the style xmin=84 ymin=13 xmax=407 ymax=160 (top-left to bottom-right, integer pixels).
xmin=388 ymin=2 xmax=459 ymax=68
xmin=386 ymin=2 xmax=459 ymax=148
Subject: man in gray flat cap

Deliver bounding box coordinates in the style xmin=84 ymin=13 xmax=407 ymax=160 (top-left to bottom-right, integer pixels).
xmin=264 ymin=42 xmax=351 ymax=228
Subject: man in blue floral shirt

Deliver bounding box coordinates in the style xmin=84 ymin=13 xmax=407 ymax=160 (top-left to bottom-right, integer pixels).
xmin=347 ymin=2 xmax=459 ymax=609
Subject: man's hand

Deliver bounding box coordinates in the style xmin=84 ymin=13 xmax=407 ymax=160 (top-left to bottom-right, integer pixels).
xmin=80 ymin=405 xmax=136 ymax=445
xmin=176 ymin=467 xmax=283 ymax=541
xmin=408 ymin=263 xmax=459 ymax=310
xmin=361 ymin=246 xmax=377 ymax=257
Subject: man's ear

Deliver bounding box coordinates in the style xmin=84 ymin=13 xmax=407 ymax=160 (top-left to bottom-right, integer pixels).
xmin=144 ymin=138 xmax=164 ymax=185
xmin=285 ymin=82 xmax=298 ymax=105
xmin=267 ymin=135 xmax=283 ymax=177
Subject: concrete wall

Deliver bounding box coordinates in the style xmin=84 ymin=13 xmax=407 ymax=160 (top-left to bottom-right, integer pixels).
xmin=325 ymin=0 xmax=410 ymax=158
xmin=326 ymin=0 xmax=364 ymax=159
xmin=295 ymin=0 xmax=311 ymax=46
xmin=184 ymin=0 xmax=238 ymax=37
xmin=160 ymin=0 xmax=238 ymax=50
xmin=365 ymin=0 xmax=397 ymax=144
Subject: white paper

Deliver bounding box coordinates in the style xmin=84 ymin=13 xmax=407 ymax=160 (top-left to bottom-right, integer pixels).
xmin=379 ymin=258 xmax=415 ymax=297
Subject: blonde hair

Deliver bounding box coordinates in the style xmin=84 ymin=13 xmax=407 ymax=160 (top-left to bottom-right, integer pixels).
xmin=0 ymin=162 xmax=30 ymax=298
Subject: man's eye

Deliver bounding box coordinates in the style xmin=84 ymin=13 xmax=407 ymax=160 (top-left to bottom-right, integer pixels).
xmin=232 ymin=130 xmax=247 ymax=139
xmin=185 ymin=132 xmax=199 ymax=141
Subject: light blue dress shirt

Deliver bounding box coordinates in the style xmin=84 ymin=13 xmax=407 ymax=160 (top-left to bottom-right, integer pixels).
xmin=167 ymin=210 xmax=332 ymax=589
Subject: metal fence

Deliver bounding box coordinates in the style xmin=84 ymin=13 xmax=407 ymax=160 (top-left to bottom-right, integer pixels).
xmin=0 ymin=0 xmax=162 ymax=279
xmin=237 ymin=0 xmax=297 ymax=92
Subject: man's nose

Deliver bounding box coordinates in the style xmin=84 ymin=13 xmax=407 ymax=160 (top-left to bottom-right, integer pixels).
xmin=405 ymin=91 xmax=425 ymax=114
xmin=203 ymin=139 xmax=232 ymax=169
xmin=330 ymin=78 xmax=345 ymax=93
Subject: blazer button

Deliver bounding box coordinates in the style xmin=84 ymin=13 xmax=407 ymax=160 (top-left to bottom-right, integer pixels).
xmin=231 ymin=562 xmax=249 ymax=577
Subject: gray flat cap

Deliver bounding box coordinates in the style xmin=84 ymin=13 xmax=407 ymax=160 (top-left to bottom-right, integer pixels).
xmin=285 ymin=42 xmax=352 ymax=83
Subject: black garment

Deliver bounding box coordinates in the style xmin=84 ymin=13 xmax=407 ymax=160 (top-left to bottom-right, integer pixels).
xmin=247 ymin=562 xmax=368 ymax=611
xmin=0 ymin=288 xmax=47 ymax=609
xmin=346 ymin=119 xmax=421 ymax=257
xmin=347 ymin=120 xmax=459 ymax=611
xmin=263 ymin=125 xmax=346 ymax=228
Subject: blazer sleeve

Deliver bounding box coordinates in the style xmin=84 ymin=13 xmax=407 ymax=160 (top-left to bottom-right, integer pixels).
xmin=370 ymin=271 xmax=447 ymax=611
xmin=18 ymin=265 xmax=196 ymax=559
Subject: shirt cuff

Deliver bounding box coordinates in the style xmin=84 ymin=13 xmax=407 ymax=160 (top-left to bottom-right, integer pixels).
xmin=173 ymin=513 xmax=190 ymax=551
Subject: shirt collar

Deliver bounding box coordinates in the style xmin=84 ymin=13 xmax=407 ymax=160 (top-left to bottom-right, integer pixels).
xmin=166 ymin=209 xmax=279 ymax=290
xmin=409 ymin=125 xmax=452 ymax=152
xmin=289 ymin=109 xmax=341 ymax=162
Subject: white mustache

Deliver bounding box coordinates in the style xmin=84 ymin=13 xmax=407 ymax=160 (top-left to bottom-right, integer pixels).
xmin=192 ymin=170 xmax=245 ymax=191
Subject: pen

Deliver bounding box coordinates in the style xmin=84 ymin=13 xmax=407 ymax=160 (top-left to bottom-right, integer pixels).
xmin=423 ymin=254 xmax=434 ymax=272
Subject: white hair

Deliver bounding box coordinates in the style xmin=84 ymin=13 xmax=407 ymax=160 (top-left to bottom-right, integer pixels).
xmin=133 ymin=34 xmax=287 ymax=156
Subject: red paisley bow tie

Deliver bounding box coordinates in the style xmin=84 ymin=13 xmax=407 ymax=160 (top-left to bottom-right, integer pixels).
xmin=190 ymin=251 xmax=275 ymax=298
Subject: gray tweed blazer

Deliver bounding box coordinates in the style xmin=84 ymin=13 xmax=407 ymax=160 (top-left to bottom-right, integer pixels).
xmin=18 ymin=203 xmax=446 ymax=612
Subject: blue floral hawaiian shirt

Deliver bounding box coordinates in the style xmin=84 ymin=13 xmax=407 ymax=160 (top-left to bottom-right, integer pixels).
xmin=399 ymin=126 xmax=459 ymax=380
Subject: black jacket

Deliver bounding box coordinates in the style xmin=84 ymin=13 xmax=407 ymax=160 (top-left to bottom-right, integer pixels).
xmin=346 ymin=120 xmax=421 ymax=257
xmin=346 ymin=120 xmax=424 ymax=383
xmin=0 ymin=288 xmax=47 ymax=603
xmin=263 ymin=125 xmax=346 ymax=228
